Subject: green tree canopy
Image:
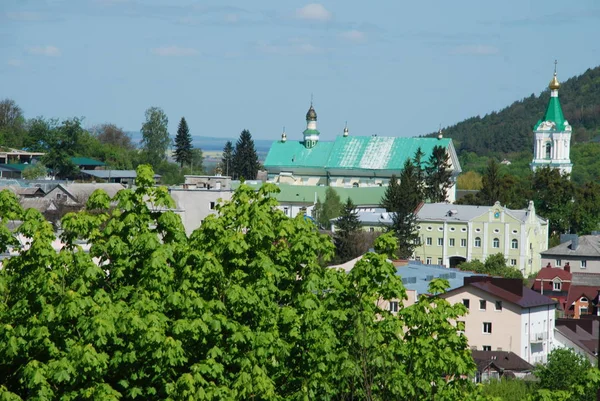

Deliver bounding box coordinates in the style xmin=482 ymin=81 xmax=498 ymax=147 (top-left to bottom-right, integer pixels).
xmin=425 ymin=145 xmax=452 ymax=203
xmin=220 ymin=140 xmax=234 ymax=176
xmin=334 ymin=197 xmax=362 ymax=263
xmin=457 ymin=253 xmax=523 ymax=279
xmin=174 ymin=117 xmax=193 ymax=168
xmin=140 ymin=106 xmax=170 ymax=168
xmin=315 ymin=186 xmax=343 ymax=228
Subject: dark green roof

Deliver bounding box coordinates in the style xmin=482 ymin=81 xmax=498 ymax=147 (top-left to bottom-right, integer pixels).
xmin=71 ymin=157 xmax=105 ymax=166
xmin=264 ymin=135 xmax=452 ymax=171
xmin=4 ymin=164 xmax=32 ymax=172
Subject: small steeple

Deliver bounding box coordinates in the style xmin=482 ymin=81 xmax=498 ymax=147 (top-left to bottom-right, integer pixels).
xmin=303 ymin=98 xmax=320 ymax=149
xmin=343 ymin=121 xmax=349 ymax=137
xmin=437 ymin=124 xmax=443 ymax=140
xmin=281 ymin=126 xmax=287 ymax=142
xmin=549 ymin=60 xmax=560 ymax=91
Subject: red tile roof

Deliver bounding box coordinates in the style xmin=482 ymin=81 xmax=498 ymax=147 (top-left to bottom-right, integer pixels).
xmin=532 ymin=266 xmax=572 ymax=293
xmin=565 ymin=286 xmax=600 ymax=309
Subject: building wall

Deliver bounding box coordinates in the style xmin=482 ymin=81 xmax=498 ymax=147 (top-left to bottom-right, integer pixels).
xmin=520 ymin=305 xmax=555 ymax=365
xmin=413 ymin=205 xmax=548 ymax=275
xmin=541 ymin=256 xmax=600 ymax=274
xmin=444 ymin=287 xmax=522 ymax=357
xmin=553 ymin=329 xmax=597 ymax=365
xmin=169 ymin=189 xmax=233 ymax=235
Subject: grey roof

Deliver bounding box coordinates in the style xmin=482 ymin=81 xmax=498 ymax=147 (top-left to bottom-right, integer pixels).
xmin=81 ymin=170 xmax=161 ymax=179
xmin=395 ymin=261 xmax=482 ymax=295
xmin=417 ymin=203 xmax=492 ymax=222
xmin=571 ymin=273 xmax=600 ymax=287
xmin=541 ymin=235 xmax=600 ymax=258
xmin=20 ymin=198 xmax=56 ymax=213
xmin=59 ymin=183 xmax=125 ymax=200
xmin=332 ymin=209 xmax=393 ymax=225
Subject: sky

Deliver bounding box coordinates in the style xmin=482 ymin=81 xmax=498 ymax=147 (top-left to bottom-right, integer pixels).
xmin=1 ymin=0 xmax=600 ymax=142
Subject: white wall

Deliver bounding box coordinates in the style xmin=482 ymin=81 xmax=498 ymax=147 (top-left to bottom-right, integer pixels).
xmin=520 ymin=305 xmax=555 ymax=364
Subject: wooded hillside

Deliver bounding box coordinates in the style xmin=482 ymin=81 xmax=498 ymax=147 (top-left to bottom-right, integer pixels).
xmin=424 ymin=66 xmax=600 ymax=155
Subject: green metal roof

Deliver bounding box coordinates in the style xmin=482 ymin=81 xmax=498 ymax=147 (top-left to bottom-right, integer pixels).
xmin=264 ymin=136 xmax=451 ymax=171
xmin=231 ymin=182 xmax=386 ymax=206
xmin=4 ymin=164 xmax=32 ymax=172
xmin=71 ymin=157 xmax=105 ymax=166
xmin=534 ymin=96 xmax=567 ymax=131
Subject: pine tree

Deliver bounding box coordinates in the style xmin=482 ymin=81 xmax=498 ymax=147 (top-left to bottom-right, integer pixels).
xmin=315 ymin=187 xmax=343 ymax=228
xmin=425 ymin=145 xmax=452 ymax=202
xmin=478 ymin=158 xmax=502 ymax=205
xmin=380 ymin=174 xmax=401 ymax=212
xmin=174 ymin=117 xmax=193 ymax=168
xmin=220 ymin=141 xmax=234 ymax=176
xmin=232 ymin=130 xmax=259 ymax=180
xmin=392 ymin=159 xmax=422 ymax=258
xmin=334 ymin=198 xmax=362 ymax=263
xmin=413 ymin=147 xmax=426 ymax=200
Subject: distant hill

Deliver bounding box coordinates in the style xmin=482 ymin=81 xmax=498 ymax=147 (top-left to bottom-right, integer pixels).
xmin=423 ymin=66 xmax=600 ymax=156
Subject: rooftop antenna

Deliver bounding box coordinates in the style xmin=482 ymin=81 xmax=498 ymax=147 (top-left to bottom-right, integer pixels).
xmin=310 ymin=93 xmax=313 ymax=106
xmin=554 ymin=59 xmax=558 ymax=75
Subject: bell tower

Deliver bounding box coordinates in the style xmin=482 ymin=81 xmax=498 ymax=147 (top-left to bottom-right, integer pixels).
xmin=303 ymin=101 xmax=320 ymax=149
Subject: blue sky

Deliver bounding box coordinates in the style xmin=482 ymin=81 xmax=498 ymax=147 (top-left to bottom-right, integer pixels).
xmin=1 ymin=0 xmax=599 ymax=142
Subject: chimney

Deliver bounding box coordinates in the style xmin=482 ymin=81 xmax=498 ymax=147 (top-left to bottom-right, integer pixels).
xmin=564 ymin=262 xmax=571 ymax=273
xmin=546 ymin=262 xmax=552 ymax=268
xmin=571 ymin=236 xmax=579 ymax=251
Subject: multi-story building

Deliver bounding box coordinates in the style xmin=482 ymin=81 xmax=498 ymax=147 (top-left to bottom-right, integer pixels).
xmin=442 ymin=277 xmax=557 ymax=365
xmin=414 ymin=201 xmax=549 ymax=275
xmin=540 ymin=234 xmax=600 ymax=274
xmin=263 ymin=104 xmax=462 ymax=202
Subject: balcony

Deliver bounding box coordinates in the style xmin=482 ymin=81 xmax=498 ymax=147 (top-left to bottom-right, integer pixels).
xmin=530 ymin=332 xmax=547 ymax=343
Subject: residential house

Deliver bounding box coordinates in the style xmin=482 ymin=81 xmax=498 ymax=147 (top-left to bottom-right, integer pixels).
xmin=472 ymin=350 xmax=534 ymax=383
xmin=564 ymin=273 xmax=600 ymax=318
xmin=414 ymin=201 xmax=549 ymax=275
xmin=553 ymin=317 xmax=598 ymax=364
xmin=81 ymin=170 xmax=162 ymax=186
xmin=72 ymin=157 xmax=105 ymax=171
xmin=441 ymin=277 xmax=557 ymax=365
xmin=264 ymin=104 xmax=462 ymax=202
xmin=540 ymin=234 xmax=600 ymax=274
xmin=44 ymin=183 xmax=125 ymax=206
xmin=531 ymin=263 xmax=572 ymax=312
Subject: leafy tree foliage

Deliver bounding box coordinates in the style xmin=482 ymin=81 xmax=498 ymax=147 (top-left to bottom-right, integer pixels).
xmin=457 ymin=253 xmax=523 ymax=279
xmin=174 ymin=117 xmax=193 ymax=168
xmin=457 ymin=170 xmax=483 ymax=190
xmin=0 ymin=98 xmax=26 ymax=148
xmin=480 ymin=378 xmax=535 ymax=401
xmin=93 ymin=123 xmax=135 ymax=150
xmin=220 ymin=140 xmax=234 ymax=176
xmin=0 ymin=165 xmax=479 ymax=401
xmin=425 ymin=145 xmax=453 ymax=203
xmin=478 ymin=158 xmax=502 ymax=205
xmin=333 ymin=198 xmax=362 ymax=263
xmin=232 ymin=129 xmax=259 ymax=180
xmin=315 ymin=186 xmax=343 ymax=228
xmin=532 ymin=166 xmax=574 ymax=235
xmin=534 ymin=348 xmax=595 ymax=401
xmin=140 ymin=106 xmax=170 ymax=168
xmin=190 ymin=147 xmax=204 ymax=174
xmin=22 ymin=163 xmax=47 ymax=179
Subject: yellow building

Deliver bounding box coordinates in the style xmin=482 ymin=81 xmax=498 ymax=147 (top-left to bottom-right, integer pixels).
xmin=414 ymin=202 xmax=548 ymax=276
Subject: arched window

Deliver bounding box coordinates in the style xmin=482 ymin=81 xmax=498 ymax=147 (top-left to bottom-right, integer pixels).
xmin=511 ymin=239 xmax=518 ymax=249
xmin=545 ymin=142 xmax=552 ymax=159
xmin=474 ymin=237 xmax=481 ymax=247
xmin=492 ymin=238 xmax=500 ymax=248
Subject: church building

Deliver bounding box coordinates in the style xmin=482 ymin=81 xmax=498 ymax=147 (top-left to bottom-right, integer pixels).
xmin=264 ymin=104 xmax=462 ymax=202
xmin=531 ymin=65 xmax=573 ymax=175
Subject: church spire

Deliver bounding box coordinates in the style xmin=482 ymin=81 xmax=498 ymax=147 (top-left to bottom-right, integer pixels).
xmin=549 ymin=60 xmax=560 ymax=91
xmin=303 ymin=99 xmax=320 ymax=148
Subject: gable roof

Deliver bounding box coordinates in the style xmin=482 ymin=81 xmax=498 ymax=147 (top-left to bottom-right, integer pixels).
xmin=541 ymin=235 xmax=600 ymax=258
xmin=566 ymin=285 xmax=600 ymax=308
xmin=472 ymin=350 xmax=534 ymax=372
xmin=71 ymin=157 xmax=105 ymax=166
xmin=555 ymin=318 xmax=598 ymax=358
xmin=54 ymin=183 xmax=125 ymax=202
xmin=532 ymin=266 xmax=572 ymax=293
xmin=264 ymin=136 xmax=459 ymax=173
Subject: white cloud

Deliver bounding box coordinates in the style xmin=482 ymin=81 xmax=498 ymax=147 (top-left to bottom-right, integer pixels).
xmin=339 ymin=30 xmax=366 ymax=43
xmin=28 ymin=46 xmax=61 ymax=57
xmin=450 ymin=44 xmax=499 ymax=56
xmin=257 ymin=39 xmax=323 ymax=56
xmin=6 ymin=11 xmax=43 ymax=21
xmin=7 ymin=59 xmax=23 ymax=67
xmin=295 ymin=3 xmax=332 ymax=22
xmin=151 ymin=46 xmax=198 ymax=57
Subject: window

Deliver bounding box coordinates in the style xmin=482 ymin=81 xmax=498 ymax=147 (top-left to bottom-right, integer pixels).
xmin=369 ymin=227 xmax=375 ymax=232
xmin=510 ymin=259 xmax=517 ymax=266
xmin=460 ymin=238 xmax=467 ymax=247
xmin=556 ymin=259 xmax=561 ymax=267
xmin=210 ymin=201 xmax=216 ymax=210
xmin=426 ymin=257 xmax=432 ymax=265
xmin=483 ymin=322 xmax=492 ymax=334
xmin=437 ymin=258 xmax=443 ymax=265
xmin=449 ymin=227 xmax=455 ymax=232
xmin=283 ymin=207 xmax=289 ymax=216
xmin=475 ymin=228 xmax=481 ymax=233
xmin=553 ymin=281 xmax=561 ymax=291
xmin=389 ymin=301 xmax=399 ymax=313
xmin=449 ymin=238 xmax=455 ymax=247
xmin=461 ymin=228 xmax=467 ymax=232
xmin=511 ymin=239 xmax=518 ymax=249
xmin=474 ymin=237 xmax=481 ymax=247
xmin=479 ymin=300 xmax=486 ymax=310
xmin=463 ymin=299 xmax=470 ymax=309
xmin=492 ymin=238 xmax=500 ymax=248
xmin=482 ymin=345 xmax=492 ymax=351
xmin=427 ymin=226 xmax=432 ymax=231
xmin=493 ymin=229 xmax=500 ymax=234
xmin=426 ymin=237 xmax=432 ymax=246
xmin=438 ymin=227 xmax=443 ymax=231
xmin=438 ymin=238 xmax=443 ymax=246
xmin=545 ymin=142 xmax=551 ymax=159
xmin=415 ymin=256 xmax=421 ymax=261
xmin=581 ymin=260 xmax=587 ymax=269
xmin=495 ymin=301 xmax=502 ymax=311
xmin=512 ymin=229 xmax=518 ymax=234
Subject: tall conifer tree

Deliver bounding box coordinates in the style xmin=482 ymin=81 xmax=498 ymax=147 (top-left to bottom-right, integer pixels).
xmin=425 ymin=145 xmax=452 ymax=202
xmin=334 ymin=198 xmax=362 ymax=263
xmin=220 ymin=141 xmax=234 ymax=176
xmin=174 ymin=117 xmax=193 ymax=168
xmin=232 ymin=130 xmax=259 ymax=180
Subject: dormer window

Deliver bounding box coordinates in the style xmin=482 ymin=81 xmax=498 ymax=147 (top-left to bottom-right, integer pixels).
xmin=553 ymin=280 xmax=561 ymax=291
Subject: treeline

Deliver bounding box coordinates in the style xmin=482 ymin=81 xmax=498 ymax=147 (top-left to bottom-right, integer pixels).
xmin=0 ymin=99 xmax=204 ymax=184
xmin=424 ymin=65 xmax=600 ymax=155
xmin=218 ymin=130 xmax=260 ymax=180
